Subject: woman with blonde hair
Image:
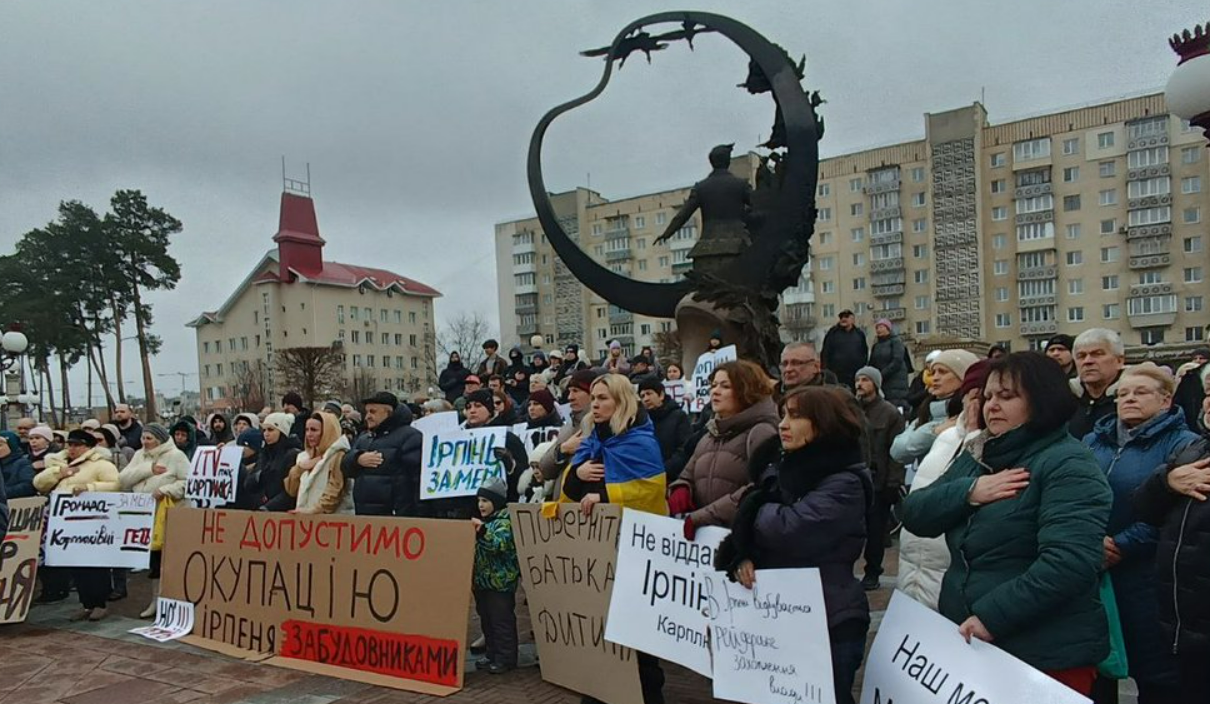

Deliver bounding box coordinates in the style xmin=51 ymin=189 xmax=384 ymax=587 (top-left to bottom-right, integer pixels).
xmin=285 ymin=412 xmax=354 ymax=514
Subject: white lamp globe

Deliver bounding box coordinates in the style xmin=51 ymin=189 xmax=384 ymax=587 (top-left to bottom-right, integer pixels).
xmin=1167 ymin=23 xmax=1210 ymax=134
xmin=1 ymin=331 xmax=28 ymax=355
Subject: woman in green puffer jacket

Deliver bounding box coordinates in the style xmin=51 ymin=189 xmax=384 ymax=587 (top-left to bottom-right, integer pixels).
xmin=902 ymin=352 xmax=1112 ymax=697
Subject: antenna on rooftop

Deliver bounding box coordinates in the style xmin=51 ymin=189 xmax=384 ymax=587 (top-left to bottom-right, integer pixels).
xmin=282 ymin=157 xmax=312 ymax=196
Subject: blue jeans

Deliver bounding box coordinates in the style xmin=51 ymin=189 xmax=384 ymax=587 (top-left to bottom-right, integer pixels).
xmin=831 ymin=636 xmax=866 ymax=704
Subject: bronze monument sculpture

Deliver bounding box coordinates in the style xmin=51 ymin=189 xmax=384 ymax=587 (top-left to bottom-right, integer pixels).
xmin=526 ymin=12 xmax=822 ymax=371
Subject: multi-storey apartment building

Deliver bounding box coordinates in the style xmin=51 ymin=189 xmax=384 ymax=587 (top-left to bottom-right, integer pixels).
xmin=188 ymin=188 xmax=440 ymax=412
xmin=497 ymin=93 xmax=1210 ymax=361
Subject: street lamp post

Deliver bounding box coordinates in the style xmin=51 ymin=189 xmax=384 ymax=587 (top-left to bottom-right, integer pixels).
xmin=1167 ymin=22 xmax=1210 ymax=140
xmin=0 ymin=330 xmax=31 ymax=430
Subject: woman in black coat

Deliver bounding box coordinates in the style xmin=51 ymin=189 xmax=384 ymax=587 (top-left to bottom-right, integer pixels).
xmin=438 ymin=352 xmax=472 ymax=403
xmin=245 ymin=413 xmax=299 ymax=511
xmin=716 ymin=386 xmax=871 ymax=704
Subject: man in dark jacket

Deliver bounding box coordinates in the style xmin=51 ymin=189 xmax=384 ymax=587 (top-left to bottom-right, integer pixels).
xmin=1043 ymin=333 xmax=1077 ymax=379
xmin=628 ymin=356 xmax=660 ymax=387
xmin=342 ymin=391 xmax=424 ymax=517
xmin=438 ymin=352 xmax=471 ymax=403
xmin=637 ymin=377 xmax=691 ymax=476
xmin=112 ymin=404 xmax=143 ymax=451
xmin=1068 ymin=328 xmax=1125 ymax=439
xmin=820 ymin=310 xmax=868 ymax=391
xmin=869 ymin=320 xmax=909 ymax=407
xmin=1173 ymin=349 xmax=1208 ymax=433
xmin=854 ymin=367 xmax=906 ymax=591
xmin=779 ymin=341 xmax=839 ymax=393
xmin=477 ymin=339 xmax=508 ymax=380
xmin=281 ymin=391 xmax=310 ymax=442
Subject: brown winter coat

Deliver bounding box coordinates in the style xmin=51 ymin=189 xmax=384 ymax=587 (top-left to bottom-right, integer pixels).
xmin=860 ymin=395 xmax=907 ymax=492
xmin=671 ymin=397 xmax=779 ymax=528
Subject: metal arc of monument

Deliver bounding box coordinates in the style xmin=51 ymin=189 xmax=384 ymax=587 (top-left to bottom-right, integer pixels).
xmin=527 ymin=11 xmax=820 ymax=319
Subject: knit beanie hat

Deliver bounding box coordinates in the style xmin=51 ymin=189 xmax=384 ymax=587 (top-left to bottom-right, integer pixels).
xmin=237 ymin=428 xmax=264 ymax=452
xmin=637 ymin=376 xmax=665 ymax=395
xmin=609 ymin=340 xmax=621 ymax=351
xmin=477 ymin=476 xmax=508 ymax=511
xmin=529 ymin=388 xmax=556 ymax=415
xmin=234 ymin=412 xmax=260 ymax=429
xmin=262 ymin=412 xmax=295 ymax=436
xmin=875 ymin=319 xmax=893 ymax=332
xmin=29 ymin=425 xmax=54 ymax=443
xmin=1045 ymin=334 xmax=1075 ymax=352
xmin=81 ymin=419 xmax=101 ymax=430
xmin=932 ymin=349 xmax=979 ymax=381
xmin=569 ymin=369 xmax=598 ymax=393
xmin=144 ymin=423 xmax=171 ymax=444
xmin=465 ymin=389 xmax=494 ymax=410
xmin=958 ymin=359 xmax=993 ymax=399
xmin=855 ymin=366 xmax=883 ymax=393
xmin=101 ymin=424 xmax=123 ymax=446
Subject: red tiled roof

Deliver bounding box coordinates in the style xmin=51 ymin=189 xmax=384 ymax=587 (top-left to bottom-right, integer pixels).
xmin=292 ymin=260 xmax=441 ymax=297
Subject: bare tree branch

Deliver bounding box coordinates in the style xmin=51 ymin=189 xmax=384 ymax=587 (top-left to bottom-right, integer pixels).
xmin=274 ymin=346 xmax=345 ymax=410
xmin=436 ymin=311 xmax=493 ymax=369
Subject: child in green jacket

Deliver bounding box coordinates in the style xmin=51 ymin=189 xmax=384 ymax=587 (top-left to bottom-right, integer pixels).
xmin=472 ymin=476 xmax=520 ymax=673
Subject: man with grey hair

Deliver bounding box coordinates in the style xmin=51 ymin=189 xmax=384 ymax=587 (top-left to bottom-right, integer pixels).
xmin=779 ymin=341 xmax=838 ymax=393
xmin=112 ymin=403 xmax=142 ymax=451
xmin=1068 ymin=328 xmax=1126 ymax=439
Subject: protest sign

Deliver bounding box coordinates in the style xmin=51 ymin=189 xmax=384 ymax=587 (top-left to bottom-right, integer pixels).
xmin=159 ymin=508 xmax=474 ymax=695
xmin=557 ymin=403 xmax=572 ymax=423
xmin=690 ymin=345 xmax=737 ymax=413
xmin=510 ymin=503 xmax=641 ymax=704
xmin=663 ymin=380 xmax=692 ymax=414
xmin=420 ymin=426 xmax=507 ymax=500
xmin=412 ymin=411 xmax=460 ymax=436
xmin=0 ymin=496 xmax=47 ymax=624
xmin=186 ymin=445 xmax=243 ymax=508
xmin=706 ymin=568 xmax=836 ymax=704
xmin=44 ymin=492 xmax=154 ymax=569
xmin=513 ymin=424 xmax=562 ymax=456
xmin=605 ymin=511 xmax=728 ymax=676
xmin=860 ymin=591 xmax=1090 ymax=704
xmin=130 ymin=597 xmax=195 ymax=642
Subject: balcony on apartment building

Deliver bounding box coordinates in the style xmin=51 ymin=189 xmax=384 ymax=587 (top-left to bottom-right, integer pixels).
xmin=605 ymin=246 xmax=632 ymax=263
xmin=608 ymin=306 xmax=633 ymax=325
xmin=1014 ymin=181 xmax=1053 ymax=200
xmin=869 ymin=205 xmax=902 ymax=222
xmin=870 ymin=230 xmax=903 ymax=247
xmin=1017 ymin=264 xmax=1058 ymax=281
xmin=604 ymin=224 xmax=631 ymax=241
xmin=1020 ymin=320 xmax=1059 ymax=337
xmin=511 ymin=236 xmax=536 ymax=255
xmin=1128 ymin=237 xmax=1172 ymax=269
xmin=1127 ymin=283 xmax=1178 ymax=328
xmin=878 ymin=307 xmax=907 ymax=322
xmin=863 ymin=178 xmax=900 ymax=195
xmin=870 ymin=257 xmax=905 ymax=274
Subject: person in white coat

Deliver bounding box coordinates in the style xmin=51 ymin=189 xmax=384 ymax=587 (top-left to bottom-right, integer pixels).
xmin=286 ymin=412 xmax=354 ymax=515
xmin=897 ymin=360 xmax=989 ymax=609
xmin=118 ymin=423 xmax=191 ymax=618
xmin=890 ymin=349 xmax=978 ymax=465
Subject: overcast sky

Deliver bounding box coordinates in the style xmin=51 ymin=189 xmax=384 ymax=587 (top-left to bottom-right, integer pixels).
xmin=1 ymin=0 xmax=1203 ymax=406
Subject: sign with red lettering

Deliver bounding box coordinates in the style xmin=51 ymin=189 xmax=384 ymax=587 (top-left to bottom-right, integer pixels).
xmin=510 ymin=503 xmax=642 ymax=704
xmin=159 ymin=508 xmax=474 ymax=696
xmin=44 ymin=492 xmax=154 ymax=568
xmin=0 ymin=496 xmax=47 ymax=624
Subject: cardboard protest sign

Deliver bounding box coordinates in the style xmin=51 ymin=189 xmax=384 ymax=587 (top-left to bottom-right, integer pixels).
xmin=420 ymin=426 xmax=508 ymax=500
xmin=44 ymin=492 xmax=154 ymax=569
xmin=860 ymin=591 xmax=1090 ymax=704
xmin=160 ymin=508 xmax=474 ymax=695
xmin=707 ymin=568 xmax=836 ymax=704
xmin=510 ymin=503 xmax=641 ymax=704
xmin=0 ymin=496 xmax=47 ymax=624
xmin=130 ymin=597 xmax=195 ymax=642
xmin=412 ymin=411 xmax=460 ymax=436
xmin=605 ymin=510 xmax=728 ymax=676
xmin=663 ymin=380 xmax=692 ymax=414
xmin=186 ymin=445 xmax=243 ymax=508
xmin=690 ymin=345 xmax=737 ymax=413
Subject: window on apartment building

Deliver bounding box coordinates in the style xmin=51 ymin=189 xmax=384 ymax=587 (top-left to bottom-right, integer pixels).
xmin=991 ymin=179 xmax=1006 ymax=194
xmin=912 ymin=192 xmax=926 ymax=207
xmin=990 ymin=153 xmax=1006 ymax=168
xmin=817 ymin=184 xmax=831 ymax=197
xmin=351 ymin=330 xmax=360 ymax=344
xmin=1186 ymin=296 xmax=1204 ymax=312
xmin=913 ymin=244 xmax=928 ymax=258
xmin=1099 ymin=189 xmax=1118 ymax=206
xmin=1062 ymin=137 xmax=1080 ymax=155
xmin=216 ymin=363 xmax=223 ymax=376
xmin=1064 ymin=195 xmax=1081 ymax=211
xmin=655 ymin=212 xmax=666 ymax=225
xmin=995 ymin=313 xmax=1011 ymax=328
xmin=1129 ymin=147 xmax=1169 ymax=168
xmin=912 ymin=219 xmax=927 ymax=233
xmin=1129 ymin=176 xmax=1171 ymax=198
xmin=1130 ymin=295 xmax=1178 ymax=316
xmin=992 ymin=234 xmax=1006 ymax=249
xmin=822 ymin=304 xmax=836 ymax=318
xmin=818 ymin=231 xmax=833 ymax=244
xmin=1102 ymin=275 xmax=1119 ymax=290
xmin=1099 ymin=161 xmax=1116 ymax=178
xmin=1188 ymin=327 xmax=1206 ymax=342
xmin=911 ymin=167 xmax=925 ymax=182
xmin=1097 ymin=132 xmax=1115 ymax=149
xmin=350 ymin=306 xmax=359 ymax=321
xmin=994 ymin=260 xmax=1009 ymax=275
xmin=1182 ymin=146 xmax=1201 ymax=164
xmin=818 ymin=208 xmax=832 ymax=221
xmin=1185 ymin=236 xmax=1203 ymax=253
xmin=995 ymin=287 xmax=1009 ymax=302
xmin=1101 ymin=246 xmax=1120 ymax=263
xmin=634 ymin=215 xmax=645 ymax=229
xmin=852 ymin=252 xmax=866 ymax=266
xmin=204 ymin=364 xmax=211 ymax=377
xmin=1129 ymin=206 xmax=1172 ymax=227
xmin=1185 ymin=207 xmax=1202 ymax=224
xmin=871 ymin=243 xmax=902 ymax=260
xmin=818 ymin=256 xmax=834 ymax=271
xmin=203 ymin=341 xmax=210 ymax=354
xmin=366 ymin=356 xmax=375 ymax=368
xmin=850 ymin=177 xmax=863 ymax=192
xmin=851 ymin=227 xmax=865 ymax=242
xmin=853 ymin=277 xmax=866 ymax=290
xmin=1067 ymin=307 xmax=1085 ymax=322
xmin=851 ymin=203 xmax=864 ymax=217
xmin=915 ymin=321 xmax=931 ymax=334
xmin=821 ymin=280 xmax=835 ymax=294
xmin=1138 ymin=271 xmax=1164 ymax=285
xmin=1063 ymin=166 xmax=1079 ymax=182
xmin=394 ymin=333 xmax=403 ymax=345
xmin=914 ymin=270 xmax=929 ymax=284
xmin=914 ymin=295 xmax=930 ymax=310
xmin=378 ymin=332 xmax=387 ymax=344
xmin=1100 ymin=219 xmax=1117 ymax=235
xmin=871 ymin=218 xmax=902 ymax=235
xmin=992 ymin=206 xmax=1007 ymax=221
xmin=337 ymin=305 xmax=344 ymax=323
xmin=240 ymin=337 xmax=248 ymax=351
xmin=1067 ymin=251 xmax=1083 ymax=265
xmin=1103 ymin=303 xmax=1120 ymax=319
xmin=592 ymin=223 xmax=602 ymax=235
xmin=227 ymin=338 xmax=235 ymax=351
xmin=658 ymin=256 xmax=670 ymax=267
xmin=1066 ymin=223 xmax=1082 ymax=239
xmin=1183 ymin=176 xmax=1203 ymax=194
xmin=1186 ymin=267 xmax=1204 ymax=283
xmin=256 ymin=334 xmax=262 ymax=347
xmin=1069 ymin=279 xmax=1084 ymax=294
xmin=637 ymin=260 xmax=647 ymax=271
xmin=1013 ymin=138 xmax=1051 ymax=161
xmin=1017 ymin=223 xmax=1054 ymax=241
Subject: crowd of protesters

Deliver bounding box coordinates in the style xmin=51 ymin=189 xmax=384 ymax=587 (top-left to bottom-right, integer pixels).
xmin=4 ymin=318 xmax=1209 ymax=704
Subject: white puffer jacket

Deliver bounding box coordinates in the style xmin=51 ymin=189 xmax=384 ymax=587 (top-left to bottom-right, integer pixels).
xmin=896 ymin=417 xmax=979 ymax=610
xmin=119 ymin=442 xmax=190 ymax=499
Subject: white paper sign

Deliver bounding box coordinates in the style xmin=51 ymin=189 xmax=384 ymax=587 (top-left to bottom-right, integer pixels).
xmin=691 ymin=345 xmax=738 ymax=413
xmin=185 ymin=445 xmax=243 ymax=508
xmin=556 ymin=403 xmax=573 ymax=423
xmin=420 ymin=427 xmax=509 ymax=500
xmin=860 ymin=592 xmax=1090 ymax=704
xmin=663 ymin=380 xmax=692 ymax=414
xmin=707 ymin=568 xmax=836 ymax=704
xmin=129 ymin=597 xmax=195 ymax=642
xmin=516 ymin=425 xmax=562 ymax=456
xmin=44 ymin=492 xmax=155 ymax=569
xmin=605 ymin=511 xmax=729 ymax=676
xmin=413 ymin=410 xmax=460 ymax=436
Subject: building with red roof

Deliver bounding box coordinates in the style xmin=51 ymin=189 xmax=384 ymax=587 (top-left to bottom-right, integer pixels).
xmin=188 ymin=190 xmax=440 ymax=412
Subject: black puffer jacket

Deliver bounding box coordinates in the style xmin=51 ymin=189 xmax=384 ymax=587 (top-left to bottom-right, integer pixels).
xmin=342 ymin=404 xmax=423 ymax=517
xmin=1136 ymin=436 xmax=1210 ymax=656
xmin=649 ymin=397 xmax=691 ymax=466
xmin=246 ymin=435 xmax=300 ymax=511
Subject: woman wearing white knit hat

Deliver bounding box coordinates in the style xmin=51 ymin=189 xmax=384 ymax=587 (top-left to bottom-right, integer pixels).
xmin=245 ymin=412 xmax=301 ymax=511
xmin=891 ymin=348 xmax=979 ymax=465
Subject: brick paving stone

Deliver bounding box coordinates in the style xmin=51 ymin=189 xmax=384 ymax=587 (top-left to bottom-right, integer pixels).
xmin=57 ymin=678 xmax=179 ymax=704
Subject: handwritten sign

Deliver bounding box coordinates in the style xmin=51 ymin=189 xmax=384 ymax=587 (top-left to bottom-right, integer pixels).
xmin=512 ymin=423 xmax=562 ymax=456
xmin=605 ymin=511 xmax=728 ymax=676
xmin=691 ymin=345 xmax=738 ymax=413
xmin=159 ymin=508 xmax=474 ymax=695
xmin=663 ymin=380 xmax=692 ymax=414
xmin=707 ymin=568 xmax=836 ymax=704
xmin=412 ymin=411 xmax=460 ymax=436
xmin=130 ymin=597 xmax=195 ymax=642
xmin=186 ymin=445 xmax=243 ymax=508
xmin=859 ymin=591 xmax=1090 ymax=704
xmin=510 ymin=503 xmax=641 ymax=704
xmin=44 ymin=492 xmax=154 ymax=569
xmin=557 ymin=403 xmax=573 ymax=423
xmin=420 ymin=427 xmax=507 ymax=500
xmin=0 ymin=497 xmax=47 ymax=624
